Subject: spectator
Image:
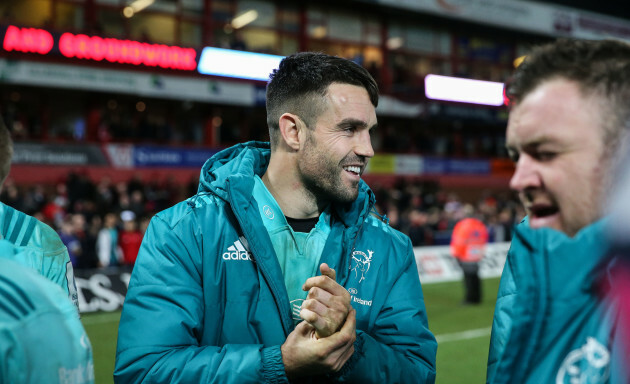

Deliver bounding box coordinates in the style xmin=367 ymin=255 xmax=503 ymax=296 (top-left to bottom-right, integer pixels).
xmin=128 ymin=190 xmax=145 ymax=218
xmin=118 ymin=210 xmax=143 ymax=266
xmin=75 ymin=213 xmax=100 ymax=269
xmin=408 ymin=209 xmax=430 ymax=246
xmin=58 ymin=214 xmax=82 ymax=268
xmin=96 ymin=212 xmax=122 ymax=268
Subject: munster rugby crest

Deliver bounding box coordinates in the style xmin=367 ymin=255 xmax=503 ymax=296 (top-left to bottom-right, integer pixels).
xmin=350 ymin=250 xmax=373 ymax=283
xmin=556 ymin=337 xmax=610 ymax=384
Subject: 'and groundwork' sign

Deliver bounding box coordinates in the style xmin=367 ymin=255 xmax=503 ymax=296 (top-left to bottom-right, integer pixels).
xmin=74 ymin=243 xmax=510 ymax=313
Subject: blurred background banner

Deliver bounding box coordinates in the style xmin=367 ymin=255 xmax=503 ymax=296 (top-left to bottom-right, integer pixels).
xmin=0 ymin=58 xmax=259 ymax=106
xmin=131 ymin=145 xmax=218 ymax=167
xmin=11 ymin=142 xmax=217 ymax=170
xmin=414 ymin=242 xmax=510 ymax=284
xmin=75 ymin=267 xmax=132 ymax=313
xmin=13 ymin=142 xmax=109 ymax=165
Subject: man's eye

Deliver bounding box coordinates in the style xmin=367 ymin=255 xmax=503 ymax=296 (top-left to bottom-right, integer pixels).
xmin=508 ymin=152 xmax=519 ymax=162
xmin=535 ymin=151 xmax=556 ymax=161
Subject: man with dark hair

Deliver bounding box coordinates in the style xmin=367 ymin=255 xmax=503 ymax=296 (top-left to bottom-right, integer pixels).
xmin=487 ymin=39 xmax=630 ymax=383
xmin=115 ymin=52 xmax=437 ymax=383
xmin=0 ymin=118 xmax=79 ymax=311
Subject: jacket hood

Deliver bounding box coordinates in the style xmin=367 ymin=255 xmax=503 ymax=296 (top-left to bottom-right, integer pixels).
xmin=198 ymin=141 xmax=271 ymax=201
xmin=197 ymin=141 xmax=375 ymax=227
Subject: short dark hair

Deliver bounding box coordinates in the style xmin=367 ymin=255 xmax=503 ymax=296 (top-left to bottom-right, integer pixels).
xmin=0 ymin=117 xmax=13 ymax=187
xmin=506 ymin=38 xmax=630 ymax=152
xmin=266 ymin=52 xmax=379 ymax=148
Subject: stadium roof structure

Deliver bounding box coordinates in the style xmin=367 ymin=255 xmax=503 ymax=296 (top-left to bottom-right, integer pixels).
xmin=533 ymin=0 xmax=630 ymax=21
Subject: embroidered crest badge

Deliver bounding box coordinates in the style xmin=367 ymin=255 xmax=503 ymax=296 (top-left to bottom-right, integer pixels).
xmin=350 ymin=250 xmax=373 ymax=283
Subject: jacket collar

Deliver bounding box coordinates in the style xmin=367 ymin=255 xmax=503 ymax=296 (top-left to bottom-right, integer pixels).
xmin=199 ymin=141 xmax=375 ymax=229
xmin=513 ymin=216 xmax=612 ymax=292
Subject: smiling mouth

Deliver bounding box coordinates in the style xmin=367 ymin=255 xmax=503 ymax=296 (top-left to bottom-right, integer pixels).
xmin=343 ymin=165 xmax=362 ymax=176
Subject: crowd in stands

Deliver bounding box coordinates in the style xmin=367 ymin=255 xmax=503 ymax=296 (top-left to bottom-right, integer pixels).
xmin=370 ymin=179 xmax=523 ymax=247
xmin=0 ymin=172 xmax=524 ymax=270
xmin=1 ymin=101 xmax=508 ymax=159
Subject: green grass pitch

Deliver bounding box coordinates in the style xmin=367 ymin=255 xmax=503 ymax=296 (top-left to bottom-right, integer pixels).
xmin=81 ymin=277 xmax=501 ymax=383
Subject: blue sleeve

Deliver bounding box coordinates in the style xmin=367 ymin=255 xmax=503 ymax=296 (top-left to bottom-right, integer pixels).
xmin=0 ymin=253 xmax=93 ymax=384
xmin=114 ymin=213 xmax=288 ymax=384
xmin=336 ymin=239 xmax=437 ymax=383
xmin=486 ymin=242 xmax=517 ymax=383
xmin=9 ymin=221 xmax=79 ymax=312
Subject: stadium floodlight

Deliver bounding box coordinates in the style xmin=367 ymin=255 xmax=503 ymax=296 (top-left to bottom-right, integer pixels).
xmin=425 ymin=74 xmax=505 ymax=106
xmin=197 ymin=47 xmax=284 ymax=81
xmin=123 ymin=0 xmax=154 ymax=18
xmin=232 ymin=10 xmax=258 ymax=29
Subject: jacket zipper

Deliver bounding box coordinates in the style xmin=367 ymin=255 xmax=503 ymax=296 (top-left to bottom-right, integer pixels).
xmin=225 ymin=179 xmax=294 ymax=336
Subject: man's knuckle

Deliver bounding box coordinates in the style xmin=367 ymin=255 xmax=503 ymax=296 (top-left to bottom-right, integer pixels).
xmin=316 ymin=349 xmax=328 ymax=360
xmin=339 ymin=333 xmax=352 ymax=344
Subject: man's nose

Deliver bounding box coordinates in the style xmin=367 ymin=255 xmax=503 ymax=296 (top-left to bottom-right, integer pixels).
xmin=355 ymin=129 xmax=374 ymax=159
xmin=509 ymin=155 xmax=541 ymax=192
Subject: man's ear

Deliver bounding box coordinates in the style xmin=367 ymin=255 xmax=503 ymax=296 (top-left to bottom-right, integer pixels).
xmin=278 ymin=113 xmax=303 ymax=151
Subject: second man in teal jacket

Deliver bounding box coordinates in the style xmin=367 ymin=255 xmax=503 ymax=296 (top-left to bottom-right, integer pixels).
xmin=488 ymin=38 xmax=630 ymax=383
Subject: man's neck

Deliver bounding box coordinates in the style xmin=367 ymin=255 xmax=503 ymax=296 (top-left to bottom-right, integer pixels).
xmin=262 ymin=155 xmax=322 ymax=219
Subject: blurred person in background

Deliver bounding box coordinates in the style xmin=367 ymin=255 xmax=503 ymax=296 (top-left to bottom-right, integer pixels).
xmin=138 ymin=215 xmax=151 ymax=235
xmin=118 ymin=210 xmax=142 ymax=266
xmin=96 ymin=212 xmax=122 ymax=268
xmin=450 ymin=211 xmax=488 ymax=305
xmin=58 ymin=214 xmax=82 ymax=268
xmin=407 ymin=208 xmax=430 ymax=246
xmin=0 ymin=116 xmax=79 ymax=311
xmin=487 ymin=39 xmax=630 ymax=383
xmin=76 ymin=213 xmax=100 ymax=269
xmin=116 ymin=52 xmax=436 ymax=383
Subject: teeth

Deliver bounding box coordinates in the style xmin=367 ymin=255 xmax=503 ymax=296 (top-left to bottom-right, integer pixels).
xmin=344 ymin=166 xmax=361 ymax=175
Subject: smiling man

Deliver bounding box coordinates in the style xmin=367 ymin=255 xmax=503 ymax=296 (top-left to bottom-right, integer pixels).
xmin=487 ymin=39 xmax=630 ymax=383
xmin=115 ymin=52 xmax=436 ymax=383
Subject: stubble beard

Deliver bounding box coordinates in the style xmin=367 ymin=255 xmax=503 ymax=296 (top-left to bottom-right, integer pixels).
xmin=299 ymin=137 xmax=359 ymax=206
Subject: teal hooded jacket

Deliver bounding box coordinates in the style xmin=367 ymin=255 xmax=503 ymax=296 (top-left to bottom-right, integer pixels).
xmin=0 ymin=241 xmax=93 ymax=384
xmin=487 ymin=218 xmax=627 ymax=383
xmin=115 ymin=142 xmax=437 ymax=383
xmin=0 ymin=201 xmax=79 ymax=311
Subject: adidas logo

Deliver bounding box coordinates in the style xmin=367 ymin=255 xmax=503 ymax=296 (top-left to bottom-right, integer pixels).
xmin=222 ymin=238 xmax=254 ymax=261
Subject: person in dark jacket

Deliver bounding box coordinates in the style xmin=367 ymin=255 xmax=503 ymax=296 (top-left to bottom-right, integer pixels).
xmin=488 ymin=39 xmax=630 ymax=383
xmin=115 ymin=52 xmax=437 ymax=383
